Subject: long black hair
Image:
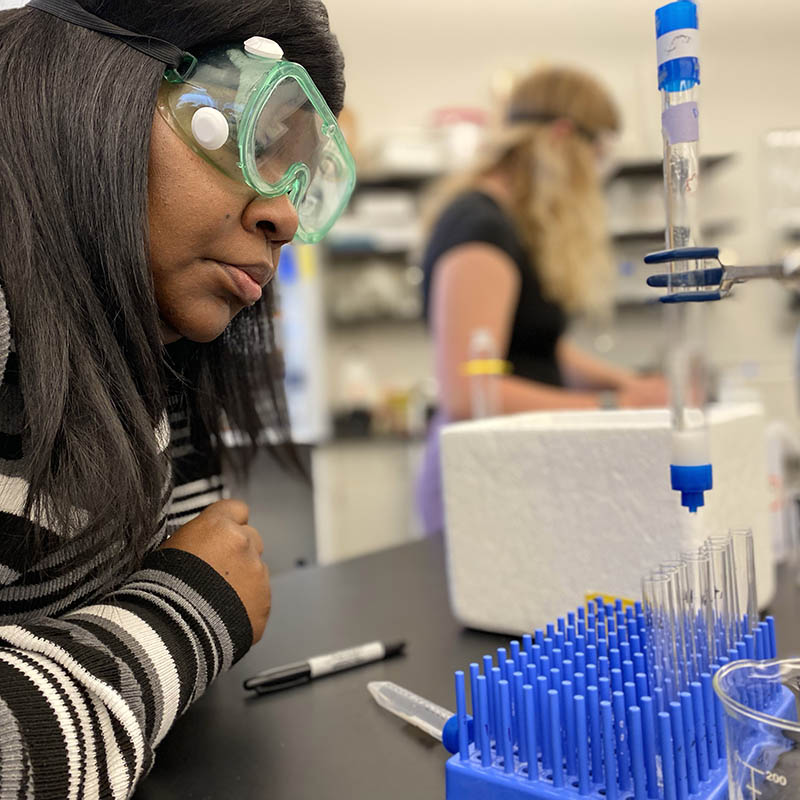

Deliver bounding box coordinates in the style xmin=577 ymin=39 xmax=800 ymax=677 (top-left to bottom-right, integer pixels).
xmin=0 ymin=0 xmax=343 ymax=573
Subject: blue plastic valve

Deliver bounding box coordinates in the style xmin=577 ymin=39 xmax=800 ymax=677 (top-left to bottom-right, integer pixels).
xmin=670 ymin=463 xmax=713 ymax=513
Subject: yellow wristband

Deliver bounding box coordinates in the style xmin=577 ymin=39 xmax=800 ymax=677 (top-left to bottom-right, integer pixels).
xmin=460 ymin=359 xmax=513 ymax=377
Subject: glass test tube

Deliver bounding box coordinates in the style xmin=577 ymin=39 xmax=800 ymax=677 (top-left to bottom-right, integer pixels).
xmin=704 ymin=535 xmax=738 ymax=659
xmin=659 ymin=561 xmax=690 ymax=693
xmin=467 ymin=328 xmax=500 ymax=419
xmin=730 ymin=529 xmax=758 ymax=638
xmin=659 ymin=1 xmax=701 ymax=282
xmin=644 ymin=571 xmax=680 ymax=702
xmin=681 ymin=549 xmax=714 ymax=677
xmin=667 ymin=305 xmax=709 ymax=446
xmin=642 ymin=574 xmax=664 ymax=699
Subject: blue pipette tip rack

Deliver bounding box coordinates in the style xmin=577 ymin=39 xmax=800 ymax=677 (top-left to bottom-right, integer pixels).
xmin=445 ymin=598 xmax=781 ymax=800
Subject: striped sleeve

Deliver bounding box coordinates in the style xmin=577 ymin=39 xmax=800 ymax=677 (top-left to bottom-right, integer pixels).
xmin=0 ymin=548 xmax=252 ymax=799
xmin=0 ymin=283 xmax=253 ymax=797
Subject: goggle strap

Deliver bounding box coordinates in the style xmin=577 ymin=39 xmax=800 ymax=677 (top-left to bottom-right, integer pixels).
xmin=507 ymin=110 xmax=599 ymax=143
xmin=27 ymin=0 xmax=192 ymax=71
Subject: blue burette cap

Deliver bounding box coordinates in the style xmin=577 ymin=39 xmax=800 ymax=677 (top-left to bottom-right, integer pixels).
xmin=656 ymin=0 xmax=698 ymax=37
xmin=670 ymin=463 xmax=713 ymax=513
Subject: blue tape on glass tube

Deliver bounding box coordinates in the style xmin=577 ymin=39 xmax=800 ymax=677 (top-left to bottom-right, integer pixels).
xmin=656 ymin=1 xmax=700 ymax=91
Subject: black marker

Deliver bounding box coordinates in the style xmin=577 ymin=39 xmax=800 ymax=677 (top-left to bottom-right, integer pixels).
xmin=243 ymin=639 xmax=406 ymax=694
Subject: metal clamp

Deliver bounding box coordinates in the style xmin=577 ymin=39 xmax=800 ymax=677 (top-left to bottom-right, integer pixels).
xmin=644 ymin=246 xmax=793 ymax=303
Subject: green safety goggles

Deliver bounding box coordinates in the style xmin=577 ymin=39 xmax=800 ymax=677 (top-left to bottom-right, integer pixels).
xmin=157 ymin=38 xmax=356 ymax=244
xmin=28 ymin=1 xmax=356 ymax=244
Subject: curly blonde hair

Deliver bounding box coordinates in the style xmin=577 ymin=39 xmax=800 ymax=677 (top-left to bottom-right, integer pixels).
xmin=425 ymin=65 xmax=620 ymax=316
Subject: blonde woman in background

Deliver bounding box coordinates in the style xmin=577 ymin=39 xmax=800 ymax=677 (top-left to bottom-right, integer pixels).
xmin=416 ymin=65 xmax=667 ymax=535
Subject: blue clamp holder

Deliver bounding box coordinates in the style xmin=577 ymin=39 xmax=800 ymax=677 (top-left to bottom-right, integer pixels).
xmin=645 ymin=246 xmax=790 ymax=303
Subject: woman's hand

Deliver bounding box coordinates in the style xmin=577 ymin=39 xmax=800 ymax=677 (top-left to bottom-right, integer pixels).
xmin=160 ymin=499 xmax=270 ymax=644
xmin=617 ymin=375 xmax=669 ymax=408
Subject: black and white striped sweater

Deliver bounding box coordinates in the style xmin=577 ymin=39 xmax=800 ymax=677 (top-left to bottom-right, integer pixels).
xmin=0 ymin=287 xmax=253 ymax=798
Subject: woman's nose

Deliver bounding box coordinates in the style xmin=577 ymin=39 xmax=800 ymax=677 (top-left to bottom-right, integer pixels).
xmin=243 ymin=191 xmax=299 ymax=244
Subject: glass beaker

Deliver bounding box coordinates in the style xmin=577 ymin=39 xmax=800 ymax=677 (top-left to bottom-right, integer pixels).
xmin=714 ymin=659 xmax=800 ymax=800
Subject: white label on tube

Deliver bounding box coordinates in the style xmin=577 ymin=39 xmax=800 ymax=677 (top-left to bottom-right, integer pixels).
xmin=662 ymin=102 xmax=699 ymax=145
xmin=308 ymin=641 xmax=385 ymax=677
xmin=657 ymin=28 xmax=700 ymax=67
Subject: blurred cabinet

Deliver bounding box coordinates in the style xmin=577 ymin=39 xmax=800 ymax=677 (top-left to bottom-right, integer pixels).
xmin=306 ymin=172 xmax=436 ymax=563
xmin=311 ymin=438 xmax=425 ymax=564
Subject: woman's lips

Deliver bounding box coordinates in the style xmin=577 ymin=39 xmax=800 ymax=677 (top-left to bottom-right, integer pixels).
xmin=216 ymin=261 xmax=266 ymax=305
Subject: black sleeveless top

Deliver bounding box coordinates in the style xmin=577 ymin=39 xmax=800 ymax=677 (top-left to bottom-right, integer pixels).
xmin=421 ymin=190 xmax=568 ymax=387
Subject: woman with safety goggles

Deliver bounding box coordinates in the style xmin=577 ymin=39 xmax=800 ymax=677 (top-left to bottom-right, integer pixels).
xmin=416 ymin=66 xmax=668 ymax=535
xmin=0 ymin=0 xmax=354 ymax=796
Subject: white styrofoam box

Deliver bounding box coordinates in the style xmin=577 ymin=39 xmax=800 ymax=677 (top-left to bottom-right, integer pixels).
xmin=441 ymin=403 xmax=773 ymax=635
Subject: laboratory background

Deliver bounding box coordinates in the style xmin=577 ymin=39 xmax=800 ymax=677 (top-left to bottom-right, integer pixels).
xmin=5 ymin=0 xmax=800 ymax=799
xmin=232 ymin=0 xmax=800 ymax=570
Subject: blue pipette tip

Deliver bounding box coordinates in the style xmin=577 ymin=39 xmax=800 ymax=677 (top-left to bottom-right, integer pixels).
xmin=670 ymin=463 xmax=713 ymax=513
